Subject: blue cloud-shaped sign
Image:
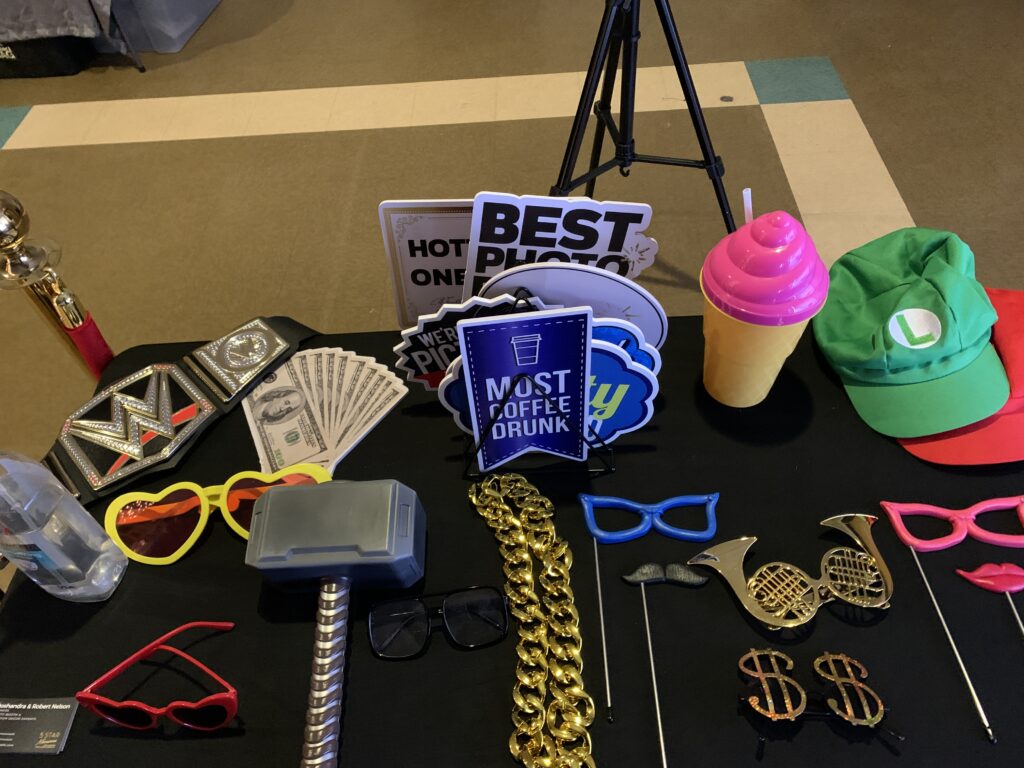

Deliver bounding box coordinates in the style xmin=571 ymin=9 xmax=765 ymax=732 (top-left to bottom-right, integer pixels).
xmin=588 ymin=340 xmax=657 ymax=443
xmin=438 ymin=358 xmax=473 ymax=433
xmin=592 ymin=318 xmax=661 ymax=374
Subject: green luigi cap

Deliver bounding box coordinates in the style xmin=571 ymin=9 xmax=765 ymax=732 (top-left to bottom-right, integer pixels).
xmin=812 ymin=228 xmax=1009 ymax=438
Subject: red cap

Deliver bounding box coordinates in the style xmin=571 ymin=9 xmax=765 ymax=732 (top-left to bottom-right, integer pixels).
xmin=899 ymin=287 xmax=1024 ymax=465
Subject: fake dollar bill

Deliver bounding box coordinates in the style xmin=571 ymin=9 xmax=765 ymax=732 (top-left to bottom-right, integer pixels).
xmin=243 ymin=348 xmax=407 ymax=472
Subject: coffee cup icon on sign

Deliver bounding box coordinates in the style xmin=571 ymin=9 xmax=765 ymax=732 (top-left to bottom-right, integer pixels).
xmin=510 ymin=334 xmax=542 ymax=366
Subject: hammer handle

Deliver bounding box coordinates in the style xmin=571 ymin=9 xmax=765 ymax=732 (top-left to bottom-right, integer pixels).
xmin=300 ymin=577 xmax=351 ymax=767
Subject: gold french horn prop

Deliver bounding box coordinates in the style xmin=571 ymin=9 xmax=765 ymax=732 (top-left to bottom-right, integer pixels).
xmin=689 ymin=514 xmax=894 ymax=630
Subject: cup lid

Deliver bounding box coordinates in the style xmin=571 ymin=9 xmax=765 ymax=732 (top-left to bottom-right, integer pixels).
xmin=700 ymin=211 xmax=828 ymax=326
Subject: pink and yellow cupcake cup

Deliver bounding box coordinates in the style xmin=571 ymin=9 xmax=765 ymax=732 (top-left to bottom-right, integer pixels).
xmin=700 ymin=211 xmax=829 ymax=407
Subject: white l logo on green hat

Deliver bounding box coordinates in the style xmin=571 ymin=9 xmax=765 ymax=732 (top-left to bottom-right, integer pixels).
xmin=888 ymin=308 xmax=942 ymax=349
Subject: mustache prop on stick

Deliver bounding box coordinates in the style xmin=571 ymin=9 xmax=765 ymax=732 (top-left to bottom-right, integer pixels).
xmin=622 ymin=563 xmax=707 ymax=768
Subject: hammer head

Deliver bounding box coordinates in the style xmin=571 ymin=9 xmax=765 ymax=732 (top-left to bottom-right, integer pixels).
xmin=244 ymin=480 xmax=426 ymax=588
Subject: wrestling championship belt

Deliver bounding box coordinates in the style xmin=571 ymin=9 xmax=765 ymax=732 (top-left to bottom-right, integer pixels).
xmin=43 ymin=317 xmax=316 ymax=504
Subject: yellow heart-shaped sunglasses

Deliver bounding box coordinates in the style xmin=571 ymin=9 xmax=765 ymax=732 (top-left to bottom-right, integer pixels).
xmin=105 ymin=464 xmax=332 ymax=565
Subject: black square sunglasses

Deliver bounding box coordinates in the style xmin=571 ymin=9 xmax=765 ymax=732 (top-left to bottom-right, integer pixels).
xmin=367 ymin=586 xmax=509 ymax=660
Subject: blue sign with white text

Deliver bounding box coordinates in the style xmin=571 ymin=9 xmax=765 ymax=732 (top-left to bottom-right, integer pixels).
xmin=457 ymin=308 xmax=592 ymax=471
xmin=441 ymin=335 xmax=659 ymax=446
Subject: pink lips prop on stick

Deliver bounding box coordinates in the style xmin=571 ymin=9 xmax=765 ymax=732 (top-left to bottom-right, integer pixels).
xmin=957 ymin=564 xmax=1024 ymax=644
xmin=957 ymin=563 xmax=1024 ymax=593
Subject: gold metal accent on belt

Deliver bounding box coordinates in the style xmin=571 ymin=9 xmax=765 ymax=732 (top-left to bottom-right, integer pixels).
xmin=469 ymin=473 xmax=597 ymax=768
xmin=187 ymin=318 xmax=289 ymax=403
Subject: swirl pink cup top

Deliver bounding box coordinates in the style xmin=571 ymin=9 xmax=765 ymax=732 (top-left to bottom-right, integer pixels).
xmin=700 ymin=211 xmax=829 ymax=326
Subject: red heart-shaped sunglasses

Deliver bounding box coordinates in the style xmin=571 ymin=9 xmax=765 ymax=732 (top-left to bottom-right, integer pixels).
xmin=76 ymin=622 xmax=237 ymax=731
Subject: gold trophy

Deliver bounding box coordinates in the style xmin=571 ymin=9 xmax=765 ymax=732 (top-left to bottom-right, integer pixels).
xmin=0 ymin=190 xmax=113 ymax=378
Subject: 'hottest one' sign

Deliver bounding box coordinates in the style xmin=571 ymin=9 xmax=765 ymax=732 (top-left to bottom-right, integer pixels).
xmin=463 ymin=192 xmax=658 ymax=297
xmin=379 ymin=200 xmax=473 ymax=327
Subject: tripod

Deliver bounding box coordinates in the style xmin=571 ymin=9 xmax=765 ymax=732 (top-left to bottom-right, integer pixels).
xmin=551 ymin=0 xmax=736 ymax=233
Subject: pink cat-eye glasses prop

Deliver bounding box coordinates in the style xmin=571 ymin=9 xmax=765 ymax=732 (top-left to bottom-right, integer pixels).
xmin=881 ymin=496 xmax=1024 ymax=552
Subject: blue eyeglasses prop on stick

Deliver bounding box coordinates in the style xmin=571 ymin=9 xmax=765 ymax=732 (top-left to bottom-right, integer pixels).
xmin=580 ymin=493 xmax=719 ymax=544
xmin=579 ymin=492 xmax=720 ymax=724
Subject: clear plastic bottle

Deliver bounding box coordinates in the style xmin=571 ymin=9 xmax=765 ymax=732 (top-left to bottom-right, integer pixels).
xmin=0 ymin=451 xmax=127 ymax=602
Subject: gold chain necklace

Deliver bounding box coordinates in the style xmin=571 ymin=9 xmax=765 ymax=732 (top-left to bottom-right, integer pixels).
xmin=468 ymin=473 xmax=596 ymax=768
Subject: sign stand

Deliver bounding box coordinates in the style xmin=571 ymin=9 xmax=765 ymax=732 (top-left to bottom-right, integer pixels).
xmin=461 ymin=371 xmax=616 ymax=479
xmin=550 ymin=0 xmax=736 ymax=233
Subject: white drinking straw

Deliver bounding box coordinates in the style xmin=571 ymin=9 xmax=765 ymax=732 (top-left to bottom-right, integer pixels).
xmin=742 ymin=188 xmax=753 ymax=224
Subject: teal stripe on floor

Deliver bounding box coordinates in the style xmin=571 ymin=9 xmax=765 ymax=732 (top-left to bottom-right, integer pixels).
xmin=745 ymin=57 xmax=848 ymax=104
xmin=0 ymin=106 xmax=30 ymax=148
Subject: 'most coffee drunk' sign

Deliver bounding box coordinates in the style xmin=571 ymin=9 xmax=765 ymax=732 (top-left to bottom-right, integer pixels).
xmin=463 ymin=192 xmax=658 ymax=297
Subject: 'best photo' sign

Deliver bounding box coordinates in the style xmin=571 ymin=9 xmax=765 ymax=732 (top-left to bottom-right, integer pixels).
xmin=463 ymin=192 xmax=658 ymax=297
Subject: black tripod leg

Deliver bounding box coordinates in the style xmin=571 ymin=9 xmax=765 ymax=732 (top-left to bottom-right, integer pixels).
xmin=614 ymin=0 xmax=641 ymax=172
xmin=552 ymin=0 xmax=623 ymax=196
xmin=652 ymin=0 xmax=735 ymax=231
xmin=584 ymin=18 xmax=624 ymax=198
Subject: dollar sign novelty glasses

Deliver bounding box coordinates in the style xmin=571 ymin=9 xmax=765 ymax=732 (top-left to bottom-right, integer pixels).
xmin=104 ymin=463 xmax=332 ymax=565
xmin=739 ymin=648 xmax=888 ymax=729
xmin=76 ymin=622 xmax=237 ymax=731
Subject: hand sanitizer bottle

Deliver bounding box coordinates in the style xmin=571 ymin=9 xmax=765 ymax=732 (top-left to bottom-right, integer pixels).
xmin=0 ymin=451 xmax=127 ymax=602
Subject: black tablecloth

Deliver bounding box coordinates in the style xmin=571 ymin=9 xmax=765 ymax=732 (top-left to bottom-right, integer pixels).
xmin=3 ymin=316 xmax=1022 ymax=766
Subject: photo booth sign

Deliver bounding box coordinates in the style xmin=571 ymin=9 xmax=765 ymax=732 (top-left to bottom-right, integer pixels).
xmin=379 ymin=200 xmax=473 ymax=327
xmin=393 ymin=293 xmax=548 ymax=390
xmin=463 ymin=192 xmax=658 ymax=297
